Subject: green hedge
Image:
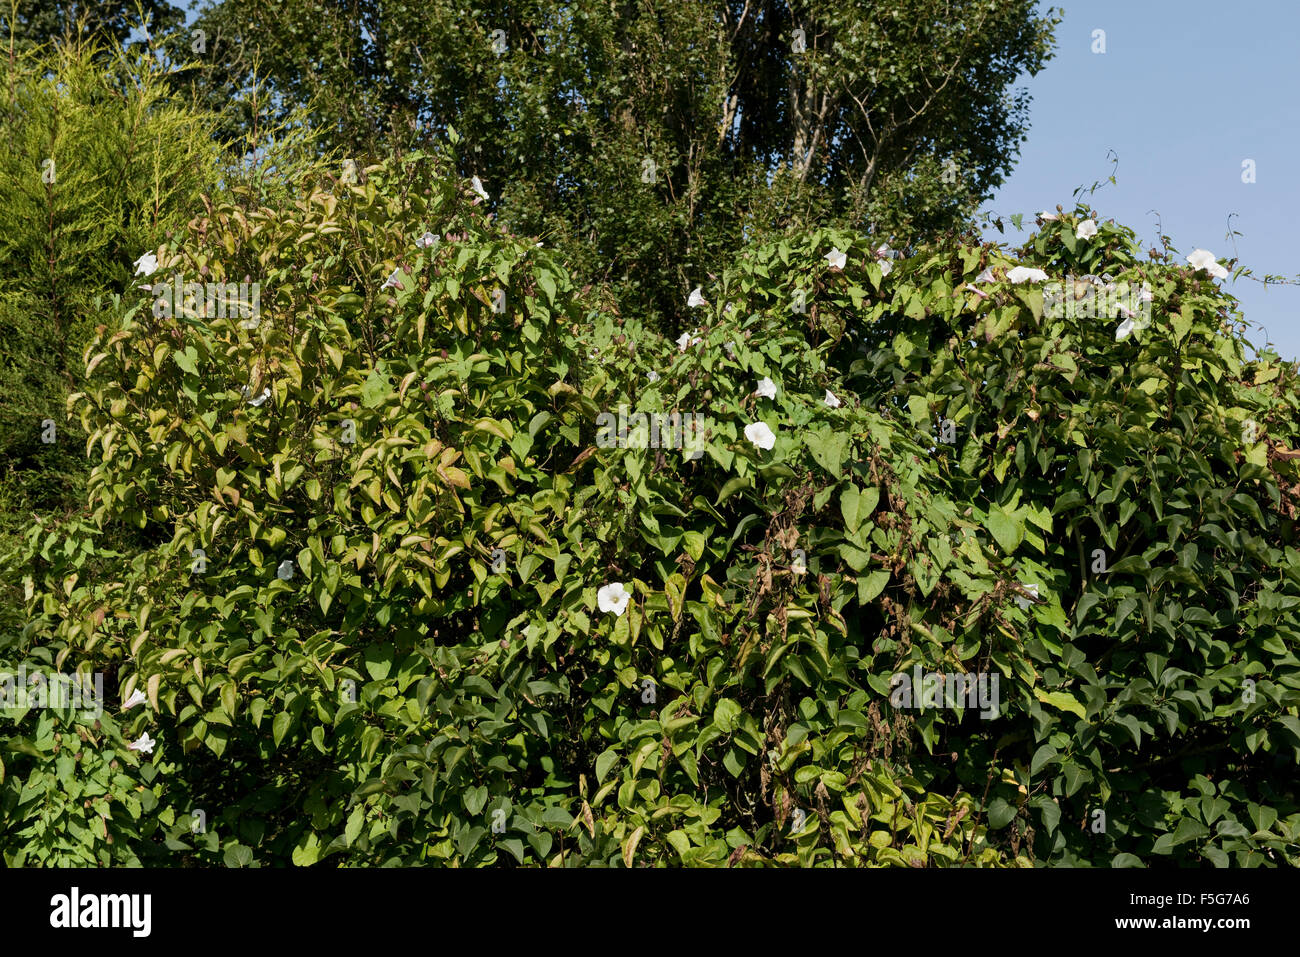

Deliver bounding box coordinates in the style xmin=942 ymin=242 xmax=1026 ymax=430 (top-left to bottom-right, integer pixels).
xmin=4 ymin=153 xmax=1298 ymax=867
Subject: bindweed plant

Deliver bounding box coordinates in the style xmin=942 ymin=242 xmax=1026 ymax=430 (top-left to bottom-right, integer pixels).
xmin=7 ymin=156 xmax=1298 ymax=867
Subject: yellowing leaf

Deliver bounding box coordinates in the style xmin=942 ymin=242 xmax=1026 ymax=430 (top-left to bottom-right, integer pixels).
xmin=622 ymin=824 xmax=644 ymax=868
xmin=1035 ymin=689 xmax=1085 ymax=720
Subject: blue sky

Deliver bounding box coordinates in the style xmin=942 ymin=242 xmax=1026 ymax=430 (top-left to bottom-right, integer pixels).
xmin=982 ymin=0 xmax=1300 ymax=360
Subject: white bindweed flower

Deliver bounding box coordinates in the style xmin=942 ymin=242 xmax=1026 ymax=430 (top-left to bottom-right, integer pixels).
xmin=470 ymin=176 xmax=489 ymax=201
xmin=823 ymin=390 xmax=842 ymax=408
xmin=880 ymin=260 xmax=893 ymax=276
xmin=1014 ymin=583 xmax=1040 ymax=612
xmin=755 ymin=377 xmax=777 ymax=399
xmin=1186 ymin=248 xmax=1229 ymax=280
xmin=1038 ymin=210 xmax=1058 ymax=221
xmin=724 ymin=340 xmax=737 ymax=358
xmin=416 ymin=231 xmax=437 ymax=248
xmin=128 ymin=732 xmax=156 ymax=755
xmin=744 ymin=422 xmax=776 ymax=450
xmin=134 ymin=252 xmax=158 ymax=277
xmin=875 ymin=244 xmax=893 ymax=258
xmin=825 ymin=247 xmax=847 ymax=270
xmin=382 ymin=268 xmax=403 ymax=290
xmin=676 ymin=330 xmax=703 ymax=351
xmin=597 ymin=582 xmax=631 ymax=616
xmin=1006 ymin=266 xmax=1048 ymax=284
xmin=974 ymin=267 xmax=997 ymax=283
xmin=123 ymin=689 xmax=147 ymax=711
xmin=1115 ymin=316 xmax=1136 ymax=341
xmin=1075 ymin=219 xmax=1098 ymax=240
xmin=247 ymin=387 xmax=271 ymax=407
xmin=647 ymin=371 xmax=660 ymax=382
xmin=687 ymin=287 xmax=707 ymax=308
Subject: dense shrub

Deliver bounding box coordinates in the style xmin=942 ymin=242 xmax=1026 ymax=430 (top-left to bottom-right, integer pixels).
xmin=0 ymin=35 xmax=327 ymax=640
xmin=5 ymin=153 xmax=1299 ymax=866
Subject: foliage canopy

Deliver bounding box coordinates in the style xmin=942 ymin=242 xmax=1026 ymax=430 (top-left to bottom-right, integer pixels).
xmin=5 ymin=148 xmax=1298 ymax=867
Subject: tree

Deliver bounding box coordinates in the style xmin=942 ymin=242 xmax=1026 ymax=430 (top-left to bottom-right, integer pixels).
xmin=0 ymin=0 xmax=185 ymax=53
xmin=181 ymin=0 xmax=1060 ymax=326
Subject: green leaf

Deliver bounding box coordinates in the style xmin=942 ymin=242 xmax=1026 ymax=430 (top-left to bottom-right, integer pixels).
xmin=713 ymin=698 xmax=742 ymax=733
xmin=840 ymin=485 xmax=878 ymax=533
xmin=716 ymin=475 xmax=751 ymax=505
xmin=464 ymin=785 xmax=489 ymax=815
xmin=498 ymin=838 xmax=526 ymax=864
xmin=272 ymin=712 xmax=292 ymax=748
xmin=363 ymin=645 xmax=394 ymax=681
xmin=1030 ymin=743 xmax=1058 ymax=776
xmin=291 ymin=833 xmax=321 ymax=866
xmin=1173 ymin=303 xmax=1194 ymax=343
xmin=537 ymin=270 xmax=557 ymax=305
xmin=857 ymin=570 xmax=890 ymax=603
xmin=456 ymin=826 xmax=485 ymax=858
xmin=985 ymin=506 xmax=1023 ymax=554
xmin=172 ymin=347 xmax=199 ymax=376
xmin=805 ymin=426 xmax=848 ymax=477
xmin=1171 ymin=816 xmax=1210 ymax=846
xmin=987 ymin=797 xmax=1016 ymax=829
xmin=907 ymin=394 xmax=930 ymax=429
xmin=682 ymin=531 xmax=706 ymax=562
xmin=361 ymin=370 xmax=391 ymax=408
xmin=596 ymin=749 xmax=619 ymax=784
xmin=224 ymin=844 xmax=254 ymax=867
xmin=1031 ymin=795 xmax=1061 ymax=835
